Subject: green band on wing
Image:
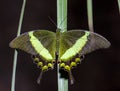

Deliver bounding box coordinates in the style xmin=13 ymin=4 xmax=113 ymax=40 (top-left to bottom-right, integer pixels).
xmin=61 ymin=31 xmax=90 ymax=61
xmin=29 ymin=31 xmax=53 ymax=61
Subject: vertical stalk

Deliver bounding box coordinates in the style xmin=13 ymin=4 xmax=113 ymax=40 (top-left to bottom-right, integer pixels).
xmin=57 ymin=0 xmax=67 ymax=31
xmin=57 ymin=0 xmax=68 ymax=91
xmin=11 ymin=0 xmax=26 ymax=91
xmin=87 ymin=0 xmax=94 ymax=32
xmin=118 ymin=0 xmax=120 ymax=13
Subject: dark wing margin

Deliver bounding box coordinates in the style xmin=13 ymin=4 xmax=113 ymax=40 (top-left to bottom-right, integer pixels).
xmin=9 ymin=32 xmax=37 ymax=55
xmin=80 ymin=31 xmax=111 ymax=55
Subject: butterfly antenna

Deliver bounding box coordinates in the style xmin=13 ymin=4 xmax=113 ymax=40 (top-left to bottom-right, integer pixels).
xmin=69 ymin=70 xmax=75 ymax=85
xmin=48 ymin=16 xmax=57 ymax=28
xmin=37 ymin=71 xmax=43 ymax=84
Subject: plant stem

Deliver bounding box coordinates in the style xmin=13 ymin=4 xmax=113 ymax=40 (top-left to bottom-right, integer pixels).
xmin=57 ymin=0 xmax=67 ymax=31
xmin=118 ymin=0 xmax=120 ymax=13
xmin=57 ymin=0 xmax=68 ymax=91
xmin=11 ymin=0 xmax=26 ymax=91
xmin=87 ymin=0 xmax=94 ymax=32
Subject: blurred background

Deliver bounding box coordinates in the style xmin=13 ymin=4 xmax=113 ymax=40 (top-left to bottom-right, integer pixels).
xmin=0 ymin=0 xmax=120 ymax=91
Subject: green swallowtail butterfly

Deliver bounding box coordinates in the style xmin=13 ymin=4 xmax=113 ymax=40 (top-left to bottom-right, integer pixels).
xmin=9 ymin=29 xmax=110 ymax=84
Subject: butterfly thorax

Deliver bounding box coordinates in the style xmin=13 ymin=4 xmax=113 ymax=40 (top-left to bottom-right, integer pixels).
xmin=56 ymin=29 xmax=61 ymax=55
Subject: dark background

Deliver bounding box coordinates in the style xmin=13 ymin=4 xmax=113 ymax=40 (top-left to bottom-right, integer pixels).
xmin=0 ymin=0 xmax=120 ymax=91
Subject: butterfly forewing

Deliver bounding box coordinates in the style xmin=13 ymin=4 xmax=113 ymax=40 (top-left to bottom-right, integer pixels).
xmin=59 ymin=30 xmax=110 ymax=61
xmin=9 ymin=33 xmax=37 ymax=55
xmin=9 ymin=30 xmax=56 ymax=61
xmin=80 ymin=31 xmax=111 ymax=55
xmin=59 ymin=30 xmax=88 ymax=61
xmin=32 ymin=30 xmax=56 ymax=59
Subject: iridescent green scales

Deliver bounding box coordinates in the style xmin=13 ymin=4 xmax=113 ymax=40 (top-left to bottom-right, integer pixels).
xmin=9 ymin=29 xmax=110 ymax=84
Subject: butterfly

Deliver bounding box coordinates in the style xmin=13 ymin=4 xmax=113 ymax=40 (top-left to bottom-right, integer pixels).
xmin=9 ymin=29 xmax=110 ymax=84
